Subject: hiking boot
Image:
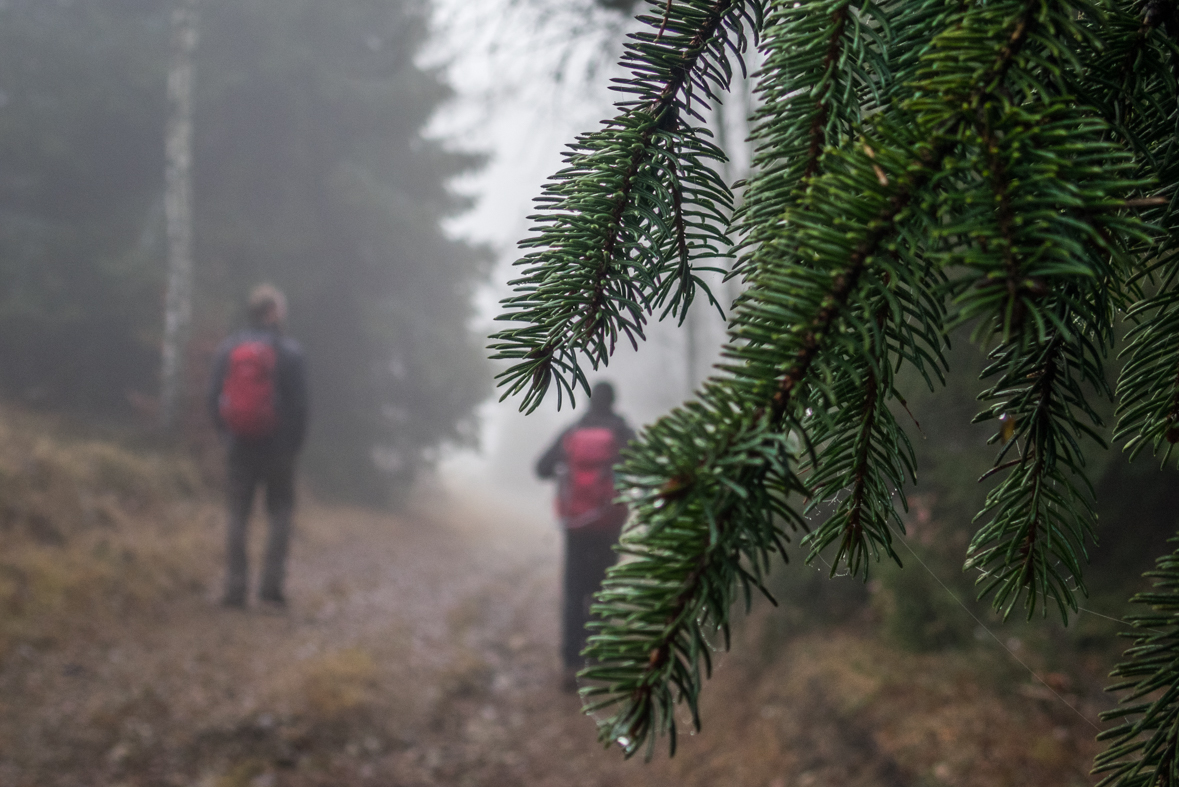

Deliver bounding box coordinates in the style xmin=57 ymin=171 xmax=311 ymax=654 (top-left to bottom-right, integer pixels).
xmin=257 ymin=592 xmax=287 ymax=613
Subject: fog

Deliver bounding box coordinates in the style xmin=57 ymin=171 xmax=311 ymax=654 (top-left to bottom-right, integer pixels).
xmin=427 ymin=0 xmax=738 ymax=523
xmin=0 ymin=3 xmax=1167 ymax=784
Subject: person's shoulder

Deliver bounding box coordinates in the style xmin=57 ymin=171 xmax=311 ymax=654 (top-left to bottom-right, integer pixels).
xmin=609 ymin=413 xmax=636 ymax=441
xmin=275 ymin=336 xmax=306 ymax=370
xmin=576 ymin=410 xmax=632 ymax=436
xmin=216 ymin=330 xmax=247 ymax=354
xmin=225 ymin=327 xmax=268 ymax=343
xmin=277 ymin=335 xmax=303 ymax=355
xmin=607 ymin=411 xmax=632 ymax=429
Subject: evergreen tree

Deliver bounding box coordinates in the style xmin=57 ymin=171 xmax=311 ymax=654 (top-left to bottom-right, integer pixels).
xmin=194 ymin=0 xmax=491 ymax=504
xmin=0 ymin=0 xmax=168 ymax=413
xmin=491 ymin=0 xmax=1179 ymax=779
xmin=0 ymin=0 xmax=489 ymax=504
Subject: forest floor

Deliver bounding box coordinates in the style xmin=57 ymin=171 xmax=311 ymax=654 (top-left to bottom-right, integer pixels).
xmin=0 ymin=411 xmax=1114 ymax=787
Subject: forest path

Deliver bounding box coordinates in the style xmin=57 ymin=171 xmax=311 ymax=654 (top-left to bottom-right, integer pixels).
xmin=0 ymin=491 xmax=1098 ymax=787
xmin=0 ymin=493 xmax=787 ymax=787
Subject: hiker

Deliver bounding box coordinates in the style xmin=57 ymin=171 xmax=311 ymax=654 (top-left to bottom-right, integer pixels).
xmin=208 ymin=284 xmax=308 ymax=609
xmin=535 ymin=381 xmax=635 ymax=689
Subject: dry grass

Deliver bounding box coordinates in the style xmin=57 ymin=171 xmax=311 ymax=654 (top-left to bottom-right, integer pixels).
xmin=643 ymin=602 xmax=1108 ymax=787
xmin=0 ymin=403 xmax=1119 ymax=787
xmin=0 ymin=405 xmax=218 ymax=656
xmin=296 ymin=648 xmax=380 ymax=719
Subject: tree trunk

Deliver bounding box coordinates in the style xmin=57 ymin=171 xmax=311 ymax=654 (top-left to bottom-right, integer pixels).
xmin=684 ymin=78 xmax=754 ymax=396
xmin=160 ymin=0 xmax=199 ymax=430
xmin=713 ymin=70 xmax=754 ymax=312
xmin=685 ymin=305 xmax=701 ymax=395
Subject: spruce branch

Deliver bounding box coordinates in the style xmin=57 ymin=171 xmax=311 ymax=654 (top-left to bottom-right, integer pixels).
xmin=490 ymin=0 xmax=765 ymax=412
xmin=1117 ymin=278 xmax=1179 ymax=461
xmin=966 ymin=329 xmax=1107 ymax=622
xmin=582 ymin=126 xmax=952 ymax=756
xmin=1095 ymin=535 xmax=1179 ymax=787
xmin=800 ymin=367 xmax=914 ymax=577
xmin=491 ymin=0 xmax=1173 ymax=768
xmin=582 ymin=390 xmax=802 ymax=758
xmin=909 ymin=0 xmax=1141 ymax=621
xmin=798 ymin=257 xmax=948 ymax=577
xmin=734 ymin=0 xmax=905 ymax=277
xmin=1107 ymin=0 xmax=1179 ymax=463
xmin=575 ymin=0 xmax=1134 ymax=755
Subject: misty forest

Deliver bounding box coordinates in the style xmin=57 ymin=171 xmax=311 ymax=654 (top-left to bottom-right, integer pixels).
xmin=0 ymin=0 xmax=1177 ymax=785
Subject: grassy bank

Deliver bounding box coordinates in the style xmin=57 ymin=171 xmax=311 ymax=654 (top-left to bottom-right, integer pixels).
xmin=0 ymin=404 xmax=1132 ymax=786
xmin=0 ymin=406 xmax=218 ymax=656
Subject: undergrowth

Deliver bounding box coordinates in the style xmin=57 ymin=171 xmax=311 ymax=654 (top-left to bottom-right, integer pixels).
xmin=0 ymin=404 xmax=218 ymax=655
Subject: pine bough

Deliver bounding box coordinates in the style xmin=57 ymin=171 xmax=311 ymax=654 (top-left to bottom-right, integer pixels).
xmin=490 ymin=0 xmax=1179 ymax=778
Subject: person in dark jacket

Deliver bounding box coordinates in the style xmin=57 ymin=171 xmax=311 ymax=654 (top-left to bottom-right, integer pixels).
xmin=208 ymin=284 xmax=308 ymax=609
xmin=535 ymin=381 xmax=635 ymax=689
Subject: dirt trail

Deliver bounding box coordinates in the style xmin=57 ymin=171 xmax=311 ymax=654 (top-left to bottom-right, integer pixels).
xmin=0 ymin=494 xmax=696 ymax=786
xmin=0 ymin=491 xmax=1104 ymax=787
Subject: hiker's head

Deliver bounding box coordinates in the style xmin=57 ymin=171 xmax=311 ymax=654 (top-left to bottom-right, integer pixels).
xmin=589 ymin=382 xmax=615 ymax=414
xmin=248 ymin=284 xmax=287 ymax=329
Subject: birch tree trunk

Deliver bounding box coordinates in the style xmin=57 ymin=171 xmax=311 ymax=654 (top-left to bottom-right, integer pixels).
xmin=160 ymin=0 xmax=199 ymax=429
xmin=684 ymin=305 xmax=701 ymax=395
xmin=713 ymin=76 xmax=753 ymax=313
xmin=683 ymin=79 xmax=754 ymax=397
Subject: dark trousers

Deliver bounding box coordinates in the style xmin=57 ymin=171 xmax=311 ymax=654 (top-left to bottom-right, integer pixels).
xmin=223 ymin=441 xmax=296 ymax=603
xmin=562 ymin=526 xmax=621 ymax=668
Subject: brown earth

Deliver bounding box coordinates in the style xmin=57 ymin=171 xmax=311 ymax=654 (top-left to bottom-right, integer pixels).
xmin=0 ymin=414 xmax=1112 ymax=787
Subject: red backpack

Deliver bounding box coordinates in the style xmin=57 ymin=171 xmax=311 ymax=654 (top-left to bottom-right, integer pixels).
xmin=557 ymin=427 xmax=624 ymax=530
xmin=219 ymin=340 xmax=279 ymax=438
